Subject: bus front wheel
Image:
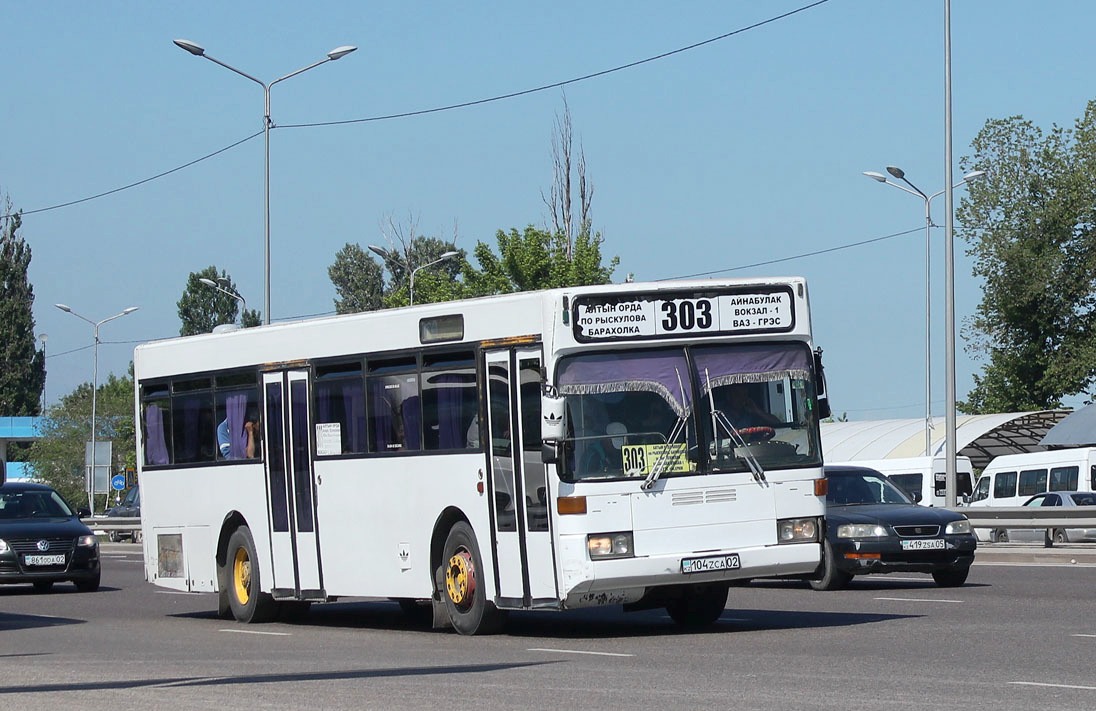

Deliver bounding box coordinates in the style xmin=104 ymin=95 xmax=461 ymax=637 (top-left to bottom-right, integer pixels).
xmin=439 ymin=522 xmax=505 ymax=635
xmin=223 ymin=526 xmax=278 ymax=623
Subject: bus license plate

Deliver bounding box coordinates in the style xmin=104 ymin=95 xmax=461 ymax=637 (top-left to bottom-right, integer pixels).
xmin=25 ymin=554 xmax=66 ymax=566
xmin=900 ymin=539 xmax=945 ymax=551
xmin=681 ymin=554 xmax=741 ymax=574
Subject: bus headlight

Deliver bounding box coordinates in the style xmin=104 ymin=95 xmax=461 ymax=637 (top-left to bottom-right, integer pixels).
xmin=837 ymin=524 xmax=888 ymax=538
xmin=945 ymin=519 xmax=972 ymax=535
xmin=587 ymin=532 xmax=634 ymax=559
xmin=777 ymin=517 xmax=820 ymax=543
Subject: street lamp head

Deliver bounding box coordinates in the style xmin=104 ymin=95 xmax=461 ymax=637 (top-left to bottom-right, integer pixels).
xmin=440 ymin=251 xmax=459 ymax=260
xmin=886 ymin=166 xmax=906 ymax=180
xmin=54 ymin=303 xmax=72 ymax=313
xmin=963 ymin=169 xmax=986 ymax=182
xmin=327 ymin=45 xmax=357 ymax=61
xmin=198 ymin=278 xmax=217 ymax=287
xmin=863 ymin=171 xmax=888 ymax=183
xmin=173 ymin=39 xmax=206 ymax=57
xmin=122 ymin=307 xmax=140 ymax=315
xmin=368 ymin=244 xmax=393 ymax=261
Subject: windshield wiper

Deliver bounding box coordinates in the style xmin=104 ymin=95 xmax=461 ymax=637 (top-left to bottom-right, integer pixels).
xmin=706 ymin=369 xmax=766 ymax=484
xmin=641 ymin=368 xmax=690 ymax=491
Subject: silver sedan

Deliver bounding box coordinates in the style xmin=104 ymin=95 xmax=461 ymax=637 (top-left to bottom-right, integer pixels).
xmin=1007 ymin=491 xmax=1096 ymax=544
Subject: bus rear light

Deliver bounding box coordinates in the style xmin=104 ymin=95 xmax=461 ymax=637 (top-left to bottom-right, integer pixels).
xmin=557 ymin=496 xmax=587 ymax=515
xmin=814 ymin=478 xmax=828 ymax=497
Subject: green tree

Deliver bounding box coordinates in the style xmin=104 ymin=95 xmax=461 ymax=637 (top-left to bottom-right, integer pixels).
xmin=0 ymin=197 xmax=46 ymax=415
xmin=957 ymin=101 xmax=1096 ymax=412
xmin=26 ymin=372 xmax=136 ymax=510
xmin=328 ymin=243 xmax=385 ymax=314
xmin=177 ymin=266 xmax=259 ymax=335
xmin=462 ymin=225 xmax=616 ymax=297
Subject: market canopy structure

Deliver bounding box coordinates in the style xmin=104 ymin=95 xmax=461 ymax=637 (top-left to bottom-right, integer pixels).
xmin=822 ymin=410 xmax=1069 ymax=470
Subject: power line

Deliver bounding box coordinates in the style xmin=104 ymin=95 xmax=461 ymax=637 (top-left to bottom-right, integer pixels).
xmin=5 ymin=1 xmax=829 ymax=219
xmin=664 ymin=226 xmax=924 ymax=280
xmin=284 ymin=1 xmax=831 ymax=129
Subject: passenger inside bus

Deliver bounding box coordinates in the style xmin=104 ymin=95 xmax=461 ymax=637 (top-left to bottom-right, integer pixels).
xmin=218 ymin=408 xmax=260 ymax=459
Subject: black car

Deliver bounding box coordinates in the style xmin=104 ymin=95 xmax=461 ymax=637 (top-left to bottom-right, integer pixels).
xmin=105 ymin=485 xmax=141 ymax=542
xmin=0 ymin=481 xmax=101 ymax=592
xmin=812 ymin=465 xmax=977 ymax=590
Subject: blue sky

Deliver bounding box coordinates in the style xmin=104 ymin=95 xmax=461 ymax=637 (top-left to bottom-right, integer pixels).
xmin=3 ymin=1 xmax=1092 ymax=419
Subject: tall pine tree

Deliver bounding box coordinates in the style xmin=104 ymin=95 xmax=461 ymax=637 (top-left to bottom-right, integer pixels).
xmin=0 ymin=198 xmax=46 ymax=415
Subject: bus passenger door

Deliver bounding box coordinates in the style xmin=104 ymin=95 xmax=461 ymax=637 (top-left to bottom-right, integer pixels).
xmin=484 ymin=348 xmax=558 ymax=608
xmin=262 ymin=370 xmax=324 ymax=600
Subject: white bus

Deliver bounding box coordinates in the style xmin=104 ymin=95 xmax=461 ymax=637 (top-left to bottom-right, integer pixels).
xmin=827 ymin=456 xmax=975 ymax=507
xmin=134 ymin=278 xmax=829 ymax=634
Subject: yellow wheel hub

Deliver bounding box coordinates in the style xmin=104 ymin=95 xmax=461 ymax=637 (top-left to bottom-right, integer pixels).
xmin=445 ymin=550 xmax=476 ymax=609
xmin=233 ymin=547 xmax=252 ymax=605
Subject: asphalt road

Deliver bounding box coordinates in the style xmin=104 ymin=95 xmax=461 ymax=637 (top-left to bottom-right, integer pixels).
xmin=2 ymin=543 xmax=1095 ymax=711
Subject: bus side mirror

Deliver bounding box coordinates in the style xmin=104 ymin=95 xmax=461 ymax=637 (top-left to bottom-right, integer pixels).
xmin=813 ymin=347 xmax=832 ymax=420
xmin=542 ymin=395 xmax=566 ymax=443
xmin=541 ymin=395 xmax=566 ymax=465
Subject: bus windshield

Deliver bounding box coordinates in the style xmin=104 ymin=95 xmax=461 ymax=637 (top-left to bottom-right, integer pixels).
xmin=556 ymin=343 xmax=821 ymax=482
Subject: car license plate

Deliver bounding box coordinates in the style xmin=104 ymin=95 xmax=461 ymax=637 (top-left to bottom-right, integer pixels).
xmin=24 ymin=554 xmax=66 ymax=566
xmin=900 ymin=539 xmax=945 ymax=550
xmin=681 ymin=553 xmax=741 ymax=574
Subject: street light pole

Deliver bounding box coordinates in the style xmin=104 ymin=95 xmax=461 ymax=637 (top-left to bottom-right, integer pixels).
xmin=198 ymin=277 xmax=247 ymax=325
xmin=173 ymin=39 xmax=357 ymax=326
xmin=55 ymin=304 xmax=139 ymax=515
xmin=368 ymin=246 xmax=459 ymax=305
xmin=863 ymin=168 xmax=984 ymax=457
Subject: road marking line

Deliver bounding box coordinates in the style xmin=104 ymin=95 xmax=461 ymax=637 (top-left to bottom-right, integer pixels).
xmin=219 ymin=629 xmax=292 ymax=636
xmin=1072 ymin=633 xmax=1096 ymax=638
xmin=155 ymin=590 xmax=205 ymax=596
xmin=1010 ymin=681 xmax=1096 ymax=691
xmin=528 ymin=648 xmax=634 ymax=657
xmin=873 ymin=597 xmax=963 ymax=603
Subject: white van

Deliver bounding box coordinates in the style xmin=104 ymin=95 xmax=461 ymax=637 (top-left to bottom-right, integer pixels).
xmin=827 ymin=456 xmax=975 ymax=507
xmin=969 ymin=448 xmax=1096 ymax=508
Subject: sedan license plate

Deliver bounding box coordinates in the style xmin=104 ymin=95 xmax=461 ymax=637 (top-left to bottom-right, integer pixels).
xmin=682 ymin=553 xmax=741 ymax=574
xmin=900 ymin=538 xmax=945 ymax=551
xmin=24 ymin=554 xmax=66 ymax=566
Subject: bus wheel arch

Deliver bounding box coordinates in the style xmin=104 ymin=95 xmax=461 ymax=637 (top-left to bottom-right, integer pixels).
xmin=215 ymin=512 xmax=248 ymax=619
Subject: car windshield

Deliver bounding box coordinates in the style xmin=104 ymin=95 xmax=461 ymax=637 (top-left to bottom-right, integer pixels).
xmin=827 ymin=470 xmax=913 ymax=505
xmin=0 ymin=489 xmax=75 ymax=519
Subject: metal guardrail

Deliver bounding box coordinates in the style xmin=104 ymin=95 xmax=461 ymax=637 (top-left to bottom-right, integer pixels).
xmin=948 ymin=507 xmax=1096 ymax=530
xmin=82 ymin=517 xmax=141 ymax=533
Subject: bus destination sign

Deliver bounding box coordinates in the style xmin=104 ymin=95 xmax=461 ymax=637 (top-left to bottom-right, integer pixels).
xmin=573 ymin=289 xmax=794 ymax=342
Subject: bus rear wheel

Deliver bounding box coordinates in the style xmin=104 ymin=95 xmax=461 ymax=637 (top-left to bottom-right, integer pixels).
xmin=223 ymin=526 xmax=278 ymax=623
xmin=439 ymin=522 xmax=505 ymax=635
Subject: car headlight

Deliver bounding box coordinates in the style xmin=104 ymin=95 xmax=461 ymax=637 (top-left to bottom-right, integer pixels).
xmin=837 ymin=523 xmax=888 ymax=538
xmin=777 ymin=517 xmax=820 ymax=543
xmin=587 ymin=532 xmax=634 ymax=559
xmin=76 ymin=535 xmax=98 ymax=548
xmin=0 ymin=539 xmax=9 ymax=554
xmin=945 ymin=519 xmax=972 ymax=535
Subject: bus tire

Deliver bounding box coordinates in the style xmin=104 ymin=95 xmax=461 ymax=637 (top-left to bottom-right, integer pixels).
xmin=224 ymin=526 xmax=278 ymax=623
xmin=809 ymin=539 xmax=851 ymax=591
xmin=440 ymin=522 xmax=505 ymax=635
xmin=666 ymin=583 xmax=728 ymax=627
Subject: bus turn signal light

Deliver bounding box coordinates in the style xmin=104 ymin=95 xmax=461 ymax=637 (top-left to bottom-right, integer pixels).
xmin=557 ymin=496 xmax=587 ymax=515
xmin=814 ymin=478 xmax=828 ymax=497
